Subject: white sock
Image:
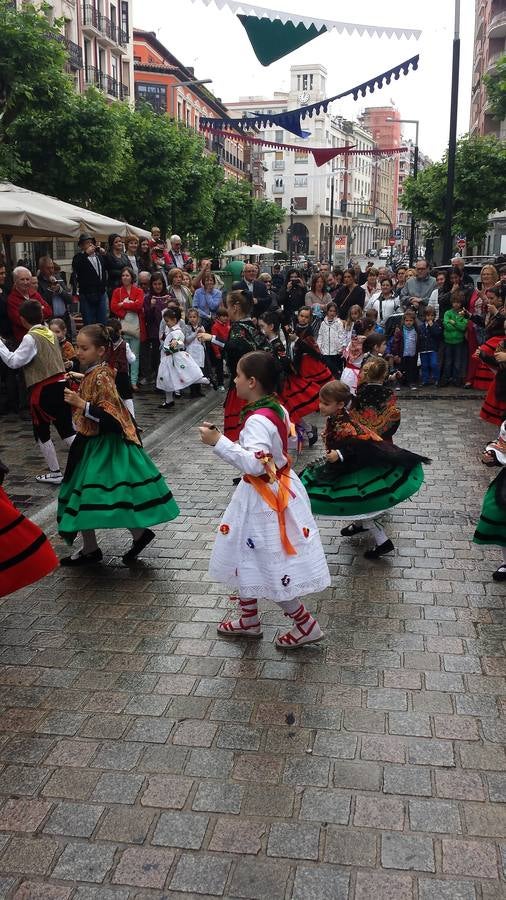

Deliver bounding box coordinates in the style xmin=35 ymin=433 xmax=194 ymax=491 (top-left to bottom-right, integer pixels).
xmin=63 ymin=435 xmax=75 ymax=448
xmin=124 ymin=399 xmax=135 ymax=417
xmin=70 ymin=529 xmax=99 ymax=559
xmin=38 ymin=439 xmax=60 ymax=473
xmin=278 ymin=597 xmax=302 ymax=615
xmin=165 ymin=392 xmax=173 ymax=403
xmin=365 ymin=518 xmax=388 ymax=546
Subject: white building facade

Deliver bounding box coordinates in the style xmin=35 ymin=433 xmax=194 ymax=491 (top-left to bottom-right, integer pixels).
xmin=227 ymin=64 xmax=375 ymax=262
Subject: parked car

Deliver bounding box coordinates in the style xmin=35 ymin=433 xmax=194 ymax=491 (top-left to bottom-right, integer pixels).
xmin=378 ymin=247 xmax=391 ymax=259
xmin=366 ymin=248 xmax=377 ymax=257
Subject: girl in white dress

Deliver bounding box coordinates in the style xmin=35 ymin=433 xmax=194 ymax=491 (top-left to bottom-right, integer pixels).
xmin=199 ymin=351 xmax=330 ymax=650
xmin=157 ymin=308 xmax=207 ymax=409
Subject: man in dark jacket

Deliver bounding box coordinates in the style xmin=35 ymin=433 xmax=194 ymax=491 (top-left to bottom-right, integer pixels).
xmin=38 ymin=256 xmax=73 ymax=330
xmin=71 ymin=233 xmax=108 ymax=326
xmin=233 ymin=262 xmax=270 ymax=317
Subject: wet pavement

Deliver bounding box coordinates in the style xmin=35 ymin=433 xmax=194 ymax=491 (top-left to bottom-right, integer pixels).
xmin=0 ymin=389 xmax=504 ymax=899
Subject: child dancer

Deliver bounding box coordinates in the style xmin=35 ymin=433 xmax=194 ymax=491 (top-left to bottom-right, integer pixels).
xmin=340 ymin=334 xmax=366 ymax=395
xmin=200 ymin=291 xmax=269 ymax=440
xmin=473 ymin=420 xmax=506 ymax=582
xmin=210 ymin=306 xmax=230 ymax=392
xmin=0 ymin=300 xmax=75 ymax=484
xmin=199 ymin=351 xmax=330 ymax=649
xmin=292 ymin=307 xmax=332 ymax=387
xmin=300 ymin=381 xmax=429 ymax=559
xmin=185 ymin=308 xmax=206 ymax=398
xmin=352 ymin=357 xmax=400 ymax=441
xmin=0 ymin=457 xmax=58 ymax=597
xmin=58 ymin=324 xmax=179 ymax=565
xmin=49 ymin=318 xmax=79 ymax=372
xmin=418 ymin=307 xmax=442 ymax=386
xmin=106 ymin=317 xmax=135 ymax=417
xmin=479 ymin=320 xmax=506 ymax=426
xmin=157 ymin=308 xmax=208 ymax=409
xmin=259 ymin=310 xmax=320 ymax=447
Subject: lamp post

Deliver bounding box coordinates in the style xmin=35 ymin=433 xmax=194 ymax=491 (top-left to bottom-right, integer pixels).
xmin=442 ymin=0 xmax=461 ymax=264
xmin=387 ymin=116 xmax=419 ymax=266
xmin=170 ymin=78 xmax=213 ymax=120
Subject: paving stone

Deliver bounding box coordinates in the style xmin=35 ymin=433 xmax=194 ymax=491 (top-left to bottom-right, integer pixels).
xmin=112 ymin=847 xmax=175 ymax=888
xmin=0 ymin=798 xmax=52 ymax=832
xmin=233 ymin=752 xmax=283 ymax=784
xmin=241 ymin=784 xmax=295 ymax=818
xmin=354 ymin=871 xmax=413 ymax=900
xmin=407 ymin=738 xmax=455 ymax=767
xmin=381 ymin=833 xmax=435 ymax=872
xmin=0 ymin=878 xmax=17 ymax=899
xmin=435 ymin=770 xmax=486 ymax=801
xmin=42 ymin=768 xmax=99 ymax=801
xmin=152 ymin=811 xmax=209 ymax=849
xmin=433 ymin=715 xmax=479 ymax=741
xmin=209 ymin=817 xmax=265 ymax=853
xmin=216 ymin=724 xmax=261 ymax=751
xmin=140 ymin=774 xmax=193 ymax=809
xmin=228 ymin=857 xmax=290 ymax=900
xmin=462 ymin=802 xmax=506 ymax=838
xmin=292 ymin=864 xmax=350 ymax=899
xmin=389 ymin=712 xmax=431 ymax=737
xmin=367 ymin=689 xmax=407 ymax=711
xmin=267 ymin=823 xmax=320 ymax=860
xmin=192 ymin=781 xmax=244 ymax=814
xmin=44 ymin=739 xmax=98 ymax=768
xmin=283 ymin=755 xmax=330 ymax=787
xmin=408 ymin=799 xmax=462 ymax=834
xmin=312 ymin=732 xmax=357 ymax=759
xmin=172 ymin=720 xmax=218 ymax=747
xmin=12 ymin=883 xmax=73 ymax=900
xmin=442 ymin=839 xmax=498 ymax=879
xmin=169 ymin=852 xmax=231 ymax=895
xmin=343 ymin=709 xmax=385 ymax=733
xmin=0 ymin=765 xmax=50 ymax=797
xmin=354 ymin=795 xmax=405 ymax=830
xmin=418 ymin=879 xmax=476 ymax=900
xmin=0 ymin=836 xmax=58 ymax=874
xmin=299 ymin=788 xmax=351 ymax=825
xmin=185 ymin=748 xmax=234 ymax=779
xmin=90 ymin=773 xmax=144 ymax=804
xmin=96 ymin=807 xmax=153 ymax=844
xmin=487 ymin=773 xmax=506 ymax=802
xmin=361 ymin=734 xmax=406 ymax=763
xmin=43 ymin=801 xmax=104 ymax=837
xmin=333 ymin=761 xmax=382 ymax=792
xmin=324 ymin=828 xmax=376 ymax=866
xmin=124 ymin=717 xmax=173 ymax=743
xmin=138 ymin=745 xmax=187 ymax=774
xmin=90 ymin=742 xmax=143 ymax=771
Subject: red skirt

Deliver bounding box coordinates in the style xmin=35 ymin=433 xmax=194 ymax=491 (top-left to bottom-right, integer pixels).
xmin=480 ymin=378 xmax=506 ymax=425
xmin=280 ymin=374 xmax=320 ymax=423
xmin=223 ymin=386 xmax=246 ymax=441
xmin=0 ymin=487 xmax=58 ymax=598
xmin=473 ymin=337 xmax=503 ymax=391
xmin=299 ymin=355 xmax=333 ymax=386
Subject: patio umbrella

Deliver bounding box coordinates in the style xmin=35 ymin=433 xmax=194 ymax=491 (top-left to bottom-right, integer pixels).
xmin=0 ymin=181 xmax=150 ymax=242
xmin=222 ymin=244 xmax=281 ymax=256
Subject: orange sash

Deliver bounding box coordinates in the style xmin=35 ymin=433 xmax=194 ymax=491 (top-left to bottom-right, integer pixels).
xmin=243 ymin=467 xmax=297 ymax=556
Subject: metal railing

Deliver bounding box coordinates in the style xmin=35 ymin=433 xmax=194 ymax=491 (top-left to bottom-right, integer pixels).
xmin=82 ymin=5 xmax=128 ymax=45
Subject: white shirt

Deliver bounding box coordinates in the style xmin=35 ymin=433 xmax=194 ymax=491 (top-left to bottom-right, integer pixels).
xmin=0 ymin=334 xmax=37 ymax=369
xmin=363 ymin=285 xmax=381 ymax=305
xmin=365 ymin=294 xmax=400 ymax=324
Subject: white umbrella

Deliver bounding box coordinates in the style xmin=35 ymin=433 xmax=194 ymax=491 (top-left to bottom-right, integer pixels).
xmin=222 ymin=244 xmax=281 ymax=256
xmin=0 ymin=182 xmax=150 ymax=241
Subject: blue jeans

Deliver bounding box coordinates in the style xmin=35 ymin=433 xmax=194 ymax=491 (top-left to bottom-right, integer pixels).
xmin=79 ymin=291 xmax=108 ymax=326
xmin=420 ymin=350 xmax=439 ymax=384
xmin=442 ymin=342 xmax=466 ymax=384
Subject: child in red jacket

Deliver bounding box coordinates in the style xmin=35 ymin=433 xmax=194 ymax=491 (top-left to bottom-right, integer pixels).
xmin=210 ymin=307 xmax=230 ymax=392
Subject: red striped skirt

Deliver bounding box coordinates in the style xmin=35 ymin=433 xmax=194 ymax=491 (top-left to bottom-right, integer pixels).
xmin=0 ymin=487 xmax=58 ymax=598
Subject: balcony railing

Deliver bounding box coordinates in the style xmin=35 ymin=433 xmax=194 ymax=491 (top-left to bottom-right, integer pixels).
xmin=65 ymin=38 xmax=84 ymax=69
xmin=84 ymin=66 xmax=128 ymax=100
xmin=272 ymin=160 xmax=285 ymax=170
xmin=272 ymin=184 xmax=285 ymax=194
xmin=82 ymin=5 xmax=128 ymax=46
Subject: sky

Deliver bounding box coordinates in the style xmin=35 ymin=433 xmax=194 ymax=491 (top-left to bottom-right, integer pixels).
xmin=134 ymin=0 xmax=475 ymax=162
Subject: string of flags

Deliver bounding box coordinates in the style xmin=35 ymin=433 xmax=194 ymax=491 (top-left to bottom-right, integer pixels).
xmin=199 ymin=55 xmax=420 ymax=139
xmin=188 ymin=0 xmax=421 ymax=65
xmin=200 ymin=127 xmax=408 ymax=167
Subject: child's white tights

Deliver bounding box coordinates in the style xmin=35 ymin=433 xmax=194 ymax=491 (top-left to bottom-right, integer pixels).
xmin=72 ymin=527 xmax=147 ymax=559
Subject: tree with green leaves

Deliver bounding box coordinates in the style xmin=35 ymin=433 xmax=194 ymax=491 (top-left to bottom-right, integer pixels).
xmin=484 ymin=55 xmax=506 ymax=123
xmin=0 ymin=0 xmax=74 ymax=180
xmin=402 ymin=135 xmax=506 ymax=244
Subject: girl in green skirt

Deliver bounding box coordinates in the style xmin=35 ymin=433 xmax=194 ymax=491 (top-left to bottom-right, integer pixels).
xmin=300 ymin=380 xmax=429 ymax=559
xmin=58 ymin=325 xmax=179 ymax=566
xmin=473 ymin=420 xmax=506 ymax=582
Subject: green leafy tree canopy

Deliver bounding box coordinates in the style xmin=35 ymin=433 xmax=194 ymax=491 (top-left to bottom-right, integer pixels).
xmin=484 ymin=54 xmax=506 ymax=122
xmin=401 ymin=135 xmax=506 ymax=244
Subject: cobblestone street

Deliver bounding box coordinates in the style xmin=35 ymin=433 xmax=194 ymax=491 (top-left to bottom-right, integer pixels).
xmin=0 ymin=391 xmax=504 ymax=899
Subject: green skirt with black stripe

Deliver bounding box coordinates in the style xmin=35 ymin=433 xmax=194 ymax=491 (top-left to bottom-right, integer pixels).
xmin=57 ymin=433 xmax=179 ymax=544
xmin=300 ymin=460 xmax=425 ymax=519
xmin=473 ymin=470 xmax=506 ymax=547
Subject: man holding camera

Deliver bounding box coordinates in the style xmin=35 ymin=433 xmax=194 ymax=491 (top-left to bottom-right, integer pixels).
xmin=37 ymin=256 xmax=73 ymax=327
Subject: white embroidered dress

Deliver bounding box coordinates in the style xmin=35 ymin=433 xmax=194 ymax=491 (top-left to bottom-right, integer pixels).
xmin=156 ymin=325 xmax=207 ymax=392
xmin=209 ymin=410 xmax=331 ymax=602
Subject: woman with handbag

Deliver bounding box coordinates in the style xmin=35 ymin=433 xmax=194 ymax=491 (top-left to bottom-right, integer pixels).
xmin=110 ymin=268 xmax=146 ymax=391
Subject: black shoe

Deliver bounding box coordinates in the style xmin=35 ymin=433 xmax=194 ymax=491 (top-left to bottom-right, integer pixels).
xmin=122 ymin=529 xmax=155 ymax=563
xmin=60 ymin=549 xmax=103 ymax=567
xmin=364 ymin=539 xmax=395 ymax=560
xmin=308 ymin=425 xmax=318 ymax=447
xmin=160 ymin=401 xmax=175 ymax=409
xmin=492 ymin=567 xmax=506 ymax=582
xmin=232 ymin=476 xmax=241 ymax=485
xmin=341 ymin=523 xmax=366 ymax=537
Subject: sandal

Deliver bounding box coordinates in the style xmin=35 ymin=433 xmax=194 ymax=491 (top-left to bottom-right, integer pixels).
xmin=340 ymin=523 xmax=366 ymax=537
xmin=217 ymin=620 xmax=263 ymax=638
xmin=276 ymin=620 xmax=324 ymax=651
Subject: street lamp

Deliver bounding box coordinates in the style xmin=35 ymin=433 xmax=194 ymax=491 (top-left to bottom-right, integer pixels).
xmin=387 ymin=116 xmax=419 ymax=266
xmin=170 ymin=79 xmax=213 ymax=120
xmin=442 ymin=0 xmax=461 ymax=264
